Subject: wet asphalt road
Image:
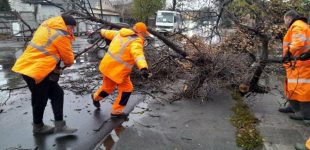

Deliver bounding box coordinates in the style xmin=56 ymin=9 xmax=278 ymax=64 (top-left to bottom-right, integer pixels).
xmin=0 ymin=38 xmax=242 ymax=150
xmin=0 ymin=38 xmax=150 ymax=150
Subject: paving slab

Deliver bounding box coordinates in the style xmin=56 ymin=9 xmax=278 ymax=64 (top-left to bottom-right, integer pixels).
xmin=248 ymin=76 xmax=310 ymax=150
xmin=110 ymin=90 xmax=241 ymax=150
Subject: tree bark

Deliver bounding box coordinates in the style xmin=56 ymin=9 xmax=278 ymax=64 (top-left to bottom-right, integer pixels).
xmin=172 ymin=0 xmax=177 ymax=11
xmin=248 ymin=38 xmax=269 ymax=92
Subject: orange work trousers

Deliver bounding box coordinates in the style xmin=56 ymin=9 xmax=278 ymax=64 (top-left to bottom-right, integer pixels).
xmin=93 ymin=75 xmax=133 ymax=114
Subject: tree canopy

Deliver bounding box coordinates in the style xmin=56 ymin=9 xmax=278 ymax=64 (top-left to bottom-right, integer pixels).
xmin=0 ymin=0 xmax=11 ymax=11
xmin=132 ymin=0 xmax=165 ymax=23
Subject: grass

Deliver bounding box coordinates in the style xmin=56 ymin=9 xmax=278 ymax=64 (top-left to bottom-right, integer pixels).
xmin=230 ymin=91 xmax=263 ymax=150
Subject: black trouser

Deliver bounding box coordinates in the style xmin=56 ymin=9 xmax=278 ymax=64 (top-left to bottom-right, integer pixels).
xmin=22 ymin=75 xmax=64 ymax=124
xmin=289 ymin=100 xmax=310 ymax=120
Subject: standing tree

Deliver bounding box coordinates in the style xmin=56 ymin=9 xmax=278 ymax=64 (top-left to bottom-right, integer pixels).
xmin=0 ymin=0 xmax=11 ymax=11
xmin=132 ymin=0 xmax=165 ymax=24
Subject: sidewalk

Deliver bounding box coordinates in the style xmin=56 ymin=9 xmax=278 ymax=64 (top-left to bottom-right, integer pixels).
xmin=248 ymin=76 xmax=310 ymax=150
xmin=111 ymin=90 xmax=241 ymax=150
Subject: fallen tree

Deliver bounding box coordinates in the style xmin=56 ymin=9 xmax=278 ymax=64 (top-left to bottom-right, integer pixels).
xmin=3 ymin=0 xmax=309 ymax=102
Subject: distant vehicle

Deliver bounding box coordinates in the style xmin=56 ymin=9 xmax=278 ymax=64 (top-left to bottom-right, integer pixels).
xmin=155 ymin=10 xmax=182 ymax=33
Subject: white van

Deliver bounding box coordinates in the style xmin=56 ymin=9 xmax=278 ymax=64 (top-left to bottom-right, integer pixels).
xmin=155 ymin=10 xmax=181 ymax=33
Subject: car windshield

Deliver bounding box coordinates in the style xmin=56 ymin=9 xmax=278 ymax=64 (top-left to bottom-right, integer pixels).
xmin=156 ymin=12 xmax=174 ymax=23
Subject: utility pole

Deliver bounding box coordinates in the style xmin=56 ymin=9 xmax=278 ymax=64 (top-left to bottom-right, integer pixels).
xmin=99 ymin=0 xmax=103 ymax=19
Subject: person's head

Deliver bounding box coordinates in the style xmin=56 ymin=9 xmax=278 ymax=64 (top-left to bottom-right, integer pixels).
xmin=61 ymin=14 xmax=76 ymax=35
xmin=133 ymin=22 xmax=150 ymax=38
xmin=284 ymin=10 xmax=300 ymax=27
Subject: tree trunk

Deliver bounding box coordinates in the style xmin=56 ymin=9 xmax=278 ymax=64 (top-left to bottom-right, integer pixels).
xmin=172 ymin=0 xmax=177 ymax=11
xmin=183 ymin=68 xmax=208 ymax=98
xmin=248 ymin=38 xmax=269 ymax=92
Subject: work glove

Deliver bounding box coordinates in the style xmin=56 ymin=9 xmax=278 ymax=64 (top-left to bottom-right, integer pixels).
xmin=88 ymin=31 xmax=102 ymax=44
xmin=48 ymin=66 xmax=62 ymax=82
xmin=282 ymin=52 xmax=291 ymax=63
xmin=140 ymin=68 xmax=150 ymax=79
xmin=299 ymin=51 xmax=310 ymax=61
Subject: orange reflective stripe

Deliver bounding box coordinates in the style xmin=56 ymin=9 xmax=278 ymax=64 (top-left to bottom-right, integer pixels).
xmin=106 ymin=34 xmax=137 ymax=69
xmin=29 ymin=29 xmax=67 ymax=62
xmin=107 ymin=51 xmax=133 ymax=68
xmin=29 ymin=42 xmax=60 ymax=62
xmin=287 ymin=79 xmax=310 ymax=83
xmin=117 ymin=36 xmax=136 ymax=57
xmin=292 ymin=33 xmax=306 ymax=41
xmin=135 ymin=56 xmax=146 ymax=63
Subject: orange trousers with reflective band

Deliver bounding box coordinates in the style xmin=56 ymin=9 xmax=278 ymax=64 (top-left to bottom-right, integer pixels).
xmin=93 ymin=76 xmax=133 ymax=114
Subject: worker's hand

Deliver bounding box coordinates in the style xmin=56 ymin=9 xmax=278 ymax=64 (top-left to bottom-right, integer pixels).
xmin=140 ymin=68 xmax=150 ymax=79
xmin=64 ymin=64 xmax=72 ymax=68
xmin=282 ymin=53 xmax=291 ymax=63
xmin=88 ymin=31 xmax=102 ymax=44
xmin=299 ymin=51 xmax=310 ymax=61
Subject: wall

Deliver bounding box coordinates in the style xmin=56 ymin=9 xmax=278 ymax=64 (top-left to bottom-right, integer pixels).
xmin=36 ymin=5 xmax=61 ymax=23
xmin=9 ymin=0 xmax=33 ymax=12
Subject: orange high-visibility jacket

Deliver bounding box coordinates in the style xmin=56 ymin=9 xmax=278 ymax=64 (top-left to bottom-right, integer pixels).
xmin=306 ymin=138 xmax=310 ymax=149
xmin=12 ymin=16 xmax=74 ymax=84
xmin=99 ymin=28 xmax=148 ymax=84
xmin=283 ymin=19 xmax=310 ymax=102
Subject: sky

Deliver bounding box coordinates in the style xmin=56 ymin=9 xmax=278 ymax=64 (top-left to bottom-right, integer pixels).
xmin=165 ymin=0 xmax=214 ymax=10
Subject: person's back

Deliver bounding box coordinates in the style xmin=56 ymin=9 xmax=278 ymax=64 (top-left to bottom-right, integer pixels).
xmin=91 ymin=22 xmax=151 ymax=118
xmin=12 ymin=15 xmax=77 ymax=134
xmin=99 ymin=27 xmax=147 ymax=84
xmin=12 ymin=16 xmax=74 ymax=83
xmin=281 ymin=10 xmax=310 ymax=127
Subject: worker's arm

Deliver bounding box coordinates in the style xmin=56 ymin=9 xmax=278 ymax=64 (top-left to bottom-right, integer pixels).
xmin=130 ymin=38 xmax=148 ymax=70
xmin=289 ymin=25 xmax=307 ymax=55
xmin=100 ymin=29 xmax=118 ymax=41
xmin=54 ymin=36 xmax=74 ymax=67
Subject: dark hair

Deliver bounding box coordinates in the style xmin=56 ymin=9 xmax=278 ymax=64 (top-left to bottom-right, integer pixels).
xmin=61 ymin=14 xmax=77 ymax=26
xmin=284 ymin=10 xmax=300 ymax=19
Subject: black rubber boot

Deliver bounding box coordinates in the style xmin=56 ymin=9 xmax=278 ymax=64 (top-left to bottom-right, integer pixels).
xmin=295 ymin=143 xmax=308 ymax=150
xmin=54 ymin=120 xmax=77 ymax=134
xmin=278 ymin=106 xmax=294 ymax=113
xmin=289 ymin=112 xmax=304 ymax=120
xmin=111 ymin=113 xmax=129 ymax=119
xmin=32 ymin=123 xmax=54 ymax=135
xmin=91 ymin=94 xmax=100 ymax=108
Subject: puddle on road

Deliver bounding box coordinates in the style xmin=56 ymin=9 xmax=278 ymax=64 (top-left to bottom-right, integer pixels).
xmin=0 ymin=47 xmax=24 ymax=89
xmin=94 ymin=95 xmax=153 ymax=150
xmin=0 ymin=39 xmax=102 ymax=103
xmin=0 ymin=39 xmax=155 ymax=149
xmin=95 ymin=124 xmax=125 ymax=150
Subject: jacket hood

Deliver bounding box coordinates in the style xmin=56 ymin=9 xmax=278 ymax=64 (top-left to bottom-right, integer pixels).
xmin=289 ymin=16 xmax=308 ymax=28
xmin=41 ymin=16 xmax=68 ymax=32
xmin=119 ymin=28 xmax=136 ymax=37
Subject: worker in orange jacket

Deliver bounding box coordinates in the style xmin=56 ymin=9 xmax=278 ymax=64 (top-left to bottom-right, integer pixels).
xmin=282 ymin=10 xmax=310 ymax=125
xmin=12 ymin=15 xmax=77 ymax=134
xmin=91 ymin=22 xmax=150 ymax=118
